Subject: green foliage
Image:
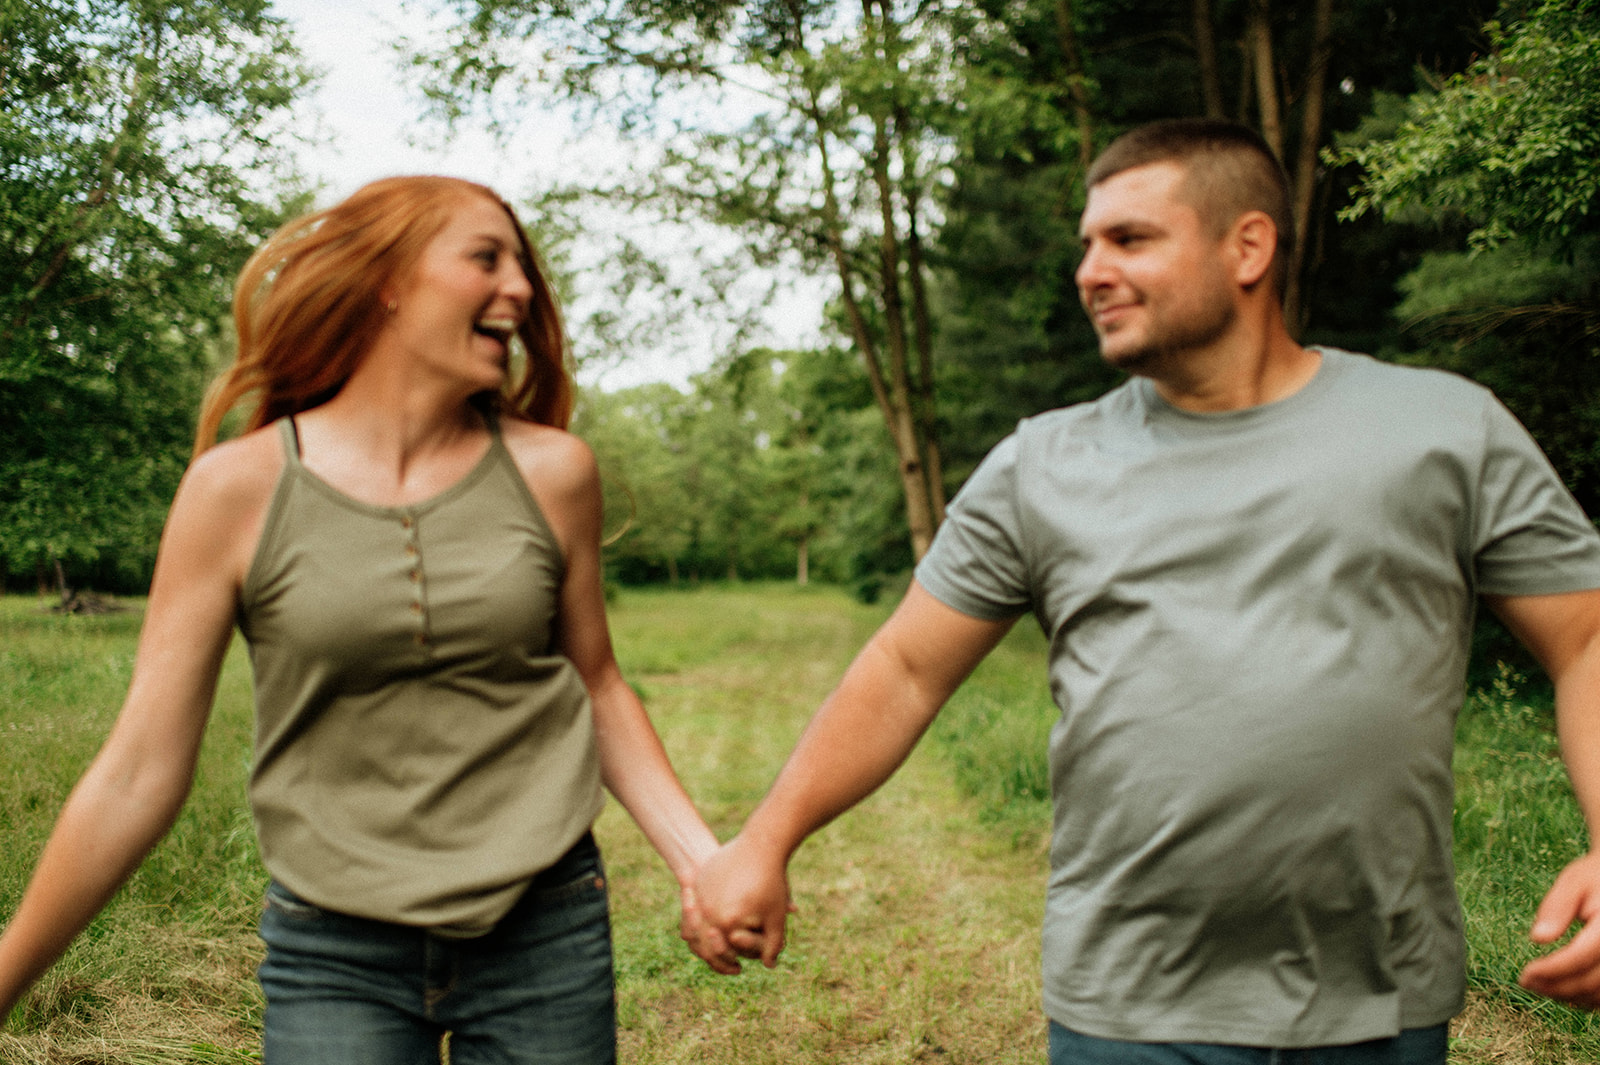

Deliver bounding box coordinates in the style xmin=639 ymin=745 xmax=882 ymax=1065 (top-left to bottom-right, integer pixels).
xmin=0 ymin=0 xmax=314 ymax=591
xmin=1337 ymin=0 xmax=1600 ymax=251
xmin=576 ymin=344 xmax=915 ymax=587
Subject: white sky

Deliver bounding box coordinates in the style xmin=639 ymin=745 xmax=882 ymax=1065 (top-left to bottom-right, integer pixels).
xmin=268 ymin=0 xmax=826 ymax=392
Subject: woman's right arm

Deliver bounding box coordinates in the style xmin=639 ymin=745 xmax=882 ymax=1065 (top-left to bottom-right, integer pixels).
xmin=0 ymin=440 xmax=274 ymax=1021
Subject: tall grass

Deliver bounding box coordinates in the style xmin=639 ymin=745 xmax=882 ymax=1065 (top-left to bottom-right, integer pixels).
xmin=1 ymin=588 xmax=1598 ymax=1063
xmin=929 ymin=620 xmax=1056 ymax=846
xmin=1449 ymin=667 xmax=1600 ymax=1061
xmin=0 ymin=596 xmax=263 ymax=1063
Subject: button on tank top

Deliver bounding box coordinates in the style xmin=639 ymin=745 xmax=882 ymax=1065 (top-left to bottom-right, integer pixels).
xmin=239 ymin=417 xmax=603 ymax=934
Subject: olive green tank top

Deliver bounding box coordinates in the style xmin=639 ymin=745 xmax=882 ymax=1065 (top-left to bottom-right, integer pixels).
xmin=239 ymin=417 xmax=603 ymax=935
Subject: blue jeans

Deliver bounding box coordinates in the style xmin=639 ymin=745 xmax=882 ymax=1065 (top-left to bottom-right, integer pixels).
xmin=258 ymin=833 xmax=615 ymax=1065
xmin=1048 ymin=1020 xmax=1449 ymax=1065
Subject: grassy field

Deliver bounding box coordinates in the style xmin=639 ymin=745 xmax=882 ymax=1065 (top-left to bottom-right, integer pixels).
xmin=0 ymin=585 xmax=1598 ymax=1062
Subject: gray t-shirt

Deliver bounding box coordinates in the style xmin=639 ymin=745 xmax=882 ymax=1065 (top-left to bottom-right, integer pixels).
xmin=916 ymin=349 xmax=1600 ymax=1046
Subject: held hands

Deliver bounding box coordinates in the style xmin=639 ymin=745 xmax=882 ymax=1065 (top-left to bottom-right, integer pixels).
xmin=679 ymin=882 xmax=744 ymax=975
xmin=680 ymin=834 xmax=794 ymax=974
xmin=1519 ymin=850 xmax=1600 ymax=1008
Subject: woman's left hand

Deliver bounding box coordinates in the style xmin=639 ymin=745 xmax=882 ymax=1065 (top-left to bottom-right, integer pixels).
xmin=679 ymin=884 xmax=750 ymax=975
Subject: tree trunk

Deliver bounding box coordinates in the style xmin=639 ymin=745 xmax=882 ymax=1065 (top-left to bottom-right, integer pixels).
xmin=1282 ymin=0 xmax=1335 ymax=334
xmin=807 ymin=107 xmax=937 ymax=560
xmin=796 ymin=2 xmax=940 ymax=562
xmin=902 ymin=173 xmax=946 ymax=526
xmin=1192 ymin=0 xmax=1225 ymax=118
xmin=1248 ymin=0 xmax=1283 ymax=160
xmin=1053 ymin=0 xmax=1097 ymax=173
xmin=54 ymin=558 xmax=69 ymax=604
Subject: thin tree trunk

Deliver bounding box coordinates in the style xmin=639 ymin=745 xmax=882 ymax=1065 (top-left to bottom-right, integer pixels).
xmin=867 ymin=108 xmax=937 ymax=559
xmin=788 ymin=0 xmax=938 ymax=562
xmin=1192 ymin=0 xmax=1225 ymax=118
xmin=902 ymin=175 xmax=946 ymax=525
xmin=54 ymin=558 xmax=71 ymax=607
xmin=1054 ymin=0 xmax=1096 ymax=173
xmin=1248 ymin=0 xmax=1283 ymax=160
xmin=1283 ymin=0 xmax=1334 ymax=334
xmin=806 ymin=96 xmax=936 ymax=560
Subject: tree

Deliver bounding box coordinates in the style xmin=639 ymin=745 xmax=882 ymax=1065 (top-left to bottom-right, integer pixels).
xmin=576 ymin=351 xmax=849 ymax=585
xmin=574 ymin=383 xmax=699 ymax=584
xmin=415 ymin=0 xmax=1507 ymax=567
xmin=0 ymin=0 xmax=313 ymax=591
xmin=1337 ymin=0 xmax=1599 ymax=253
xmin=413 ymin=1 xmax=959 ymax=560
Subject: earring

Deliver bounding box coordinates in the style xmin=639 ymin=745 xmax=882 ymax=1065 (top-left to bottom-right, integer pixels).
xmin=385 ymin=299 xmax=398 ymax=314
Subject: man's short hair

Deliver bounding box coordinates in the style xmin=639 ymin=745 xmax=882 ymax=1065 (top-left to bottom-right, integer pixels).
xmin=1087 ymin=119 xmax=1294 ymax=296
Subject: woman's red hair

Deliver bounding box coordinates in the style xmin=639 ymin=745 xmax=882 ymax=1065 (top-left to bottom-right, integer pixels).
xmin=194 ymin=176 xmax=573 ymax=456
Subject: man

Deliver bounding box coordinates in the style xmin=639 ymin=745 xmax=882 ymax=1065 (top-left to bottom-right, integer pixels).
xmin=693 ymin=118 xmax=1600 ymax=1063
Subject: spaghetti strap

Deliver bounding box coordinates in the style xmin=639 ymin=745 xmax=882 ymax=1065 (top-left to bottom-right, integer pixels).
xmin=277 ymin=416 xmax=303 ymax=464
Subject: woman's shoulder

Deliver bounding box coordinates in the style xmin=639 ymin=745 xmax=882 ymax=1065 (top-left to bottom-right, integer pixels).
xmin=175 ymin=422 xmax=288 ymax=534
xmin=156 ymin=423 xmax=289 ymax=591
xmin=498 ymin=417 xmax=598 ymax=493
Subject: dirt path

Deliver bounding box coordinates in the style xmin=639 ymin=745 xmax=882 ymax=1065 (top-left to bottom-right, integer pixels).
xmin=599 ymin=588 xmax=1050 ymax=1065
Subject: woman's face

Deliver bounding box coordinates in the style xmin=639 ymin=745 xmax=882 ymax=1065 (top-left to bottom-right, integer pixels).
xmin=382 ymin=195 xmax=536 ymax=397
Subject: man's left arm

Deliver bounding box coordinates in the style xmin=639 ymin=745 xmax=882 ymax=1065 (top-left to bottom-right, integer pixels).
xmin=1487 ymin=588 xmax=1600 ymax=1008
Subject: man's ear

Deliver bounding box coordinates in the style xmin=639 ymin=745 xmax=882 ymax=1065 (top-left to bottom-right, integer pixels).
xmin=1229 ymin=210 xmax=1278 ymax=289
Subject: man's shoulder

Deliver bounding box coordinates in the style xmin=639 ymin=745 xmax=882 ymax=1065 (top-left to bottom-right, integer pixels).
xmin=1320 ymin=347 xmax=1492 ymax=407
xmin=949 ymin=388 xmax=1137 ymax=506
xmin=1013 ymin=379 xmax=1142 ymax=439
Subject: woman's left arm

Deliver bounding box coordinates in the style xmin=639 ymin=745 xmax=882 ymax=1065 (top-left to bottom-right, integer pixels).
xmin=507 ymin=424 xmax=735 ymax=970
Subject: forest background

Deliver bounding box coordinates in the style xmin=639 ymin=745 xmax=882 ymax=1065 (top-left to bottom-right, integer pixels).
xmin=2 ymin=0 xmax=1598 ymax=630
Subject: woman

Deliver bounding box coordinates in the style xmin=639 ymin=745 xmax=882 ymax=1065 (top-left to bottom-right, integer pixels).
xmin=0 ymin=176 xmax=736 ymax=1063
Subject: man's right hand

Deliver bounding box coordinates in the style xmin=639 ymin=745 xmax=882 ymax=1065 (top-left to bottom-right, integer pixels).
xmin=692 ymin=834 xmax=794 ymax=972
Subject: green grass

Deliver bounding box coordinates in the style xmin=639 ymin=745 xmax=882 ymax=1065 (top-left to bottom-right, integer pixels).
xmin=1448 ymin=666 xmax=1600 ymax=1061
xmin=0 ymin=588 xmax=1597 ymax=1062
xmin=0 ymin=595 xmax=264 ymax=1062
xmin=929 ymin=620 xmax=1057 ymax=846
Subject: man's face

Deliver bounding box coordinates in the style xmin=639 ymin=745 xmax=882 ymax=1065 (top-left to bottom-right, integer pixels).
xmin=1075 ymin=161 xmax=1237 ymax=375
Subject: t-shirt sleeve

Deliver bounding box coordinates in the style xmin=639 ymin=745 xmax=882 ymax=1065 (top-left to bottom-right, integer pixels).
xmin=915 ymin=432 xmax=1034 ymax=620
xmin=1473 ymin=394 xmax=1600 ymax=596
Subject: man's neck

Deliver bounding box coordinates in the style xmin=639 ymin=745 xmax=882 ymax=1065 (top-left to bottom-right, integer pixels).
xmin=1148 ymin=328 xmax=1319 ymax=414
